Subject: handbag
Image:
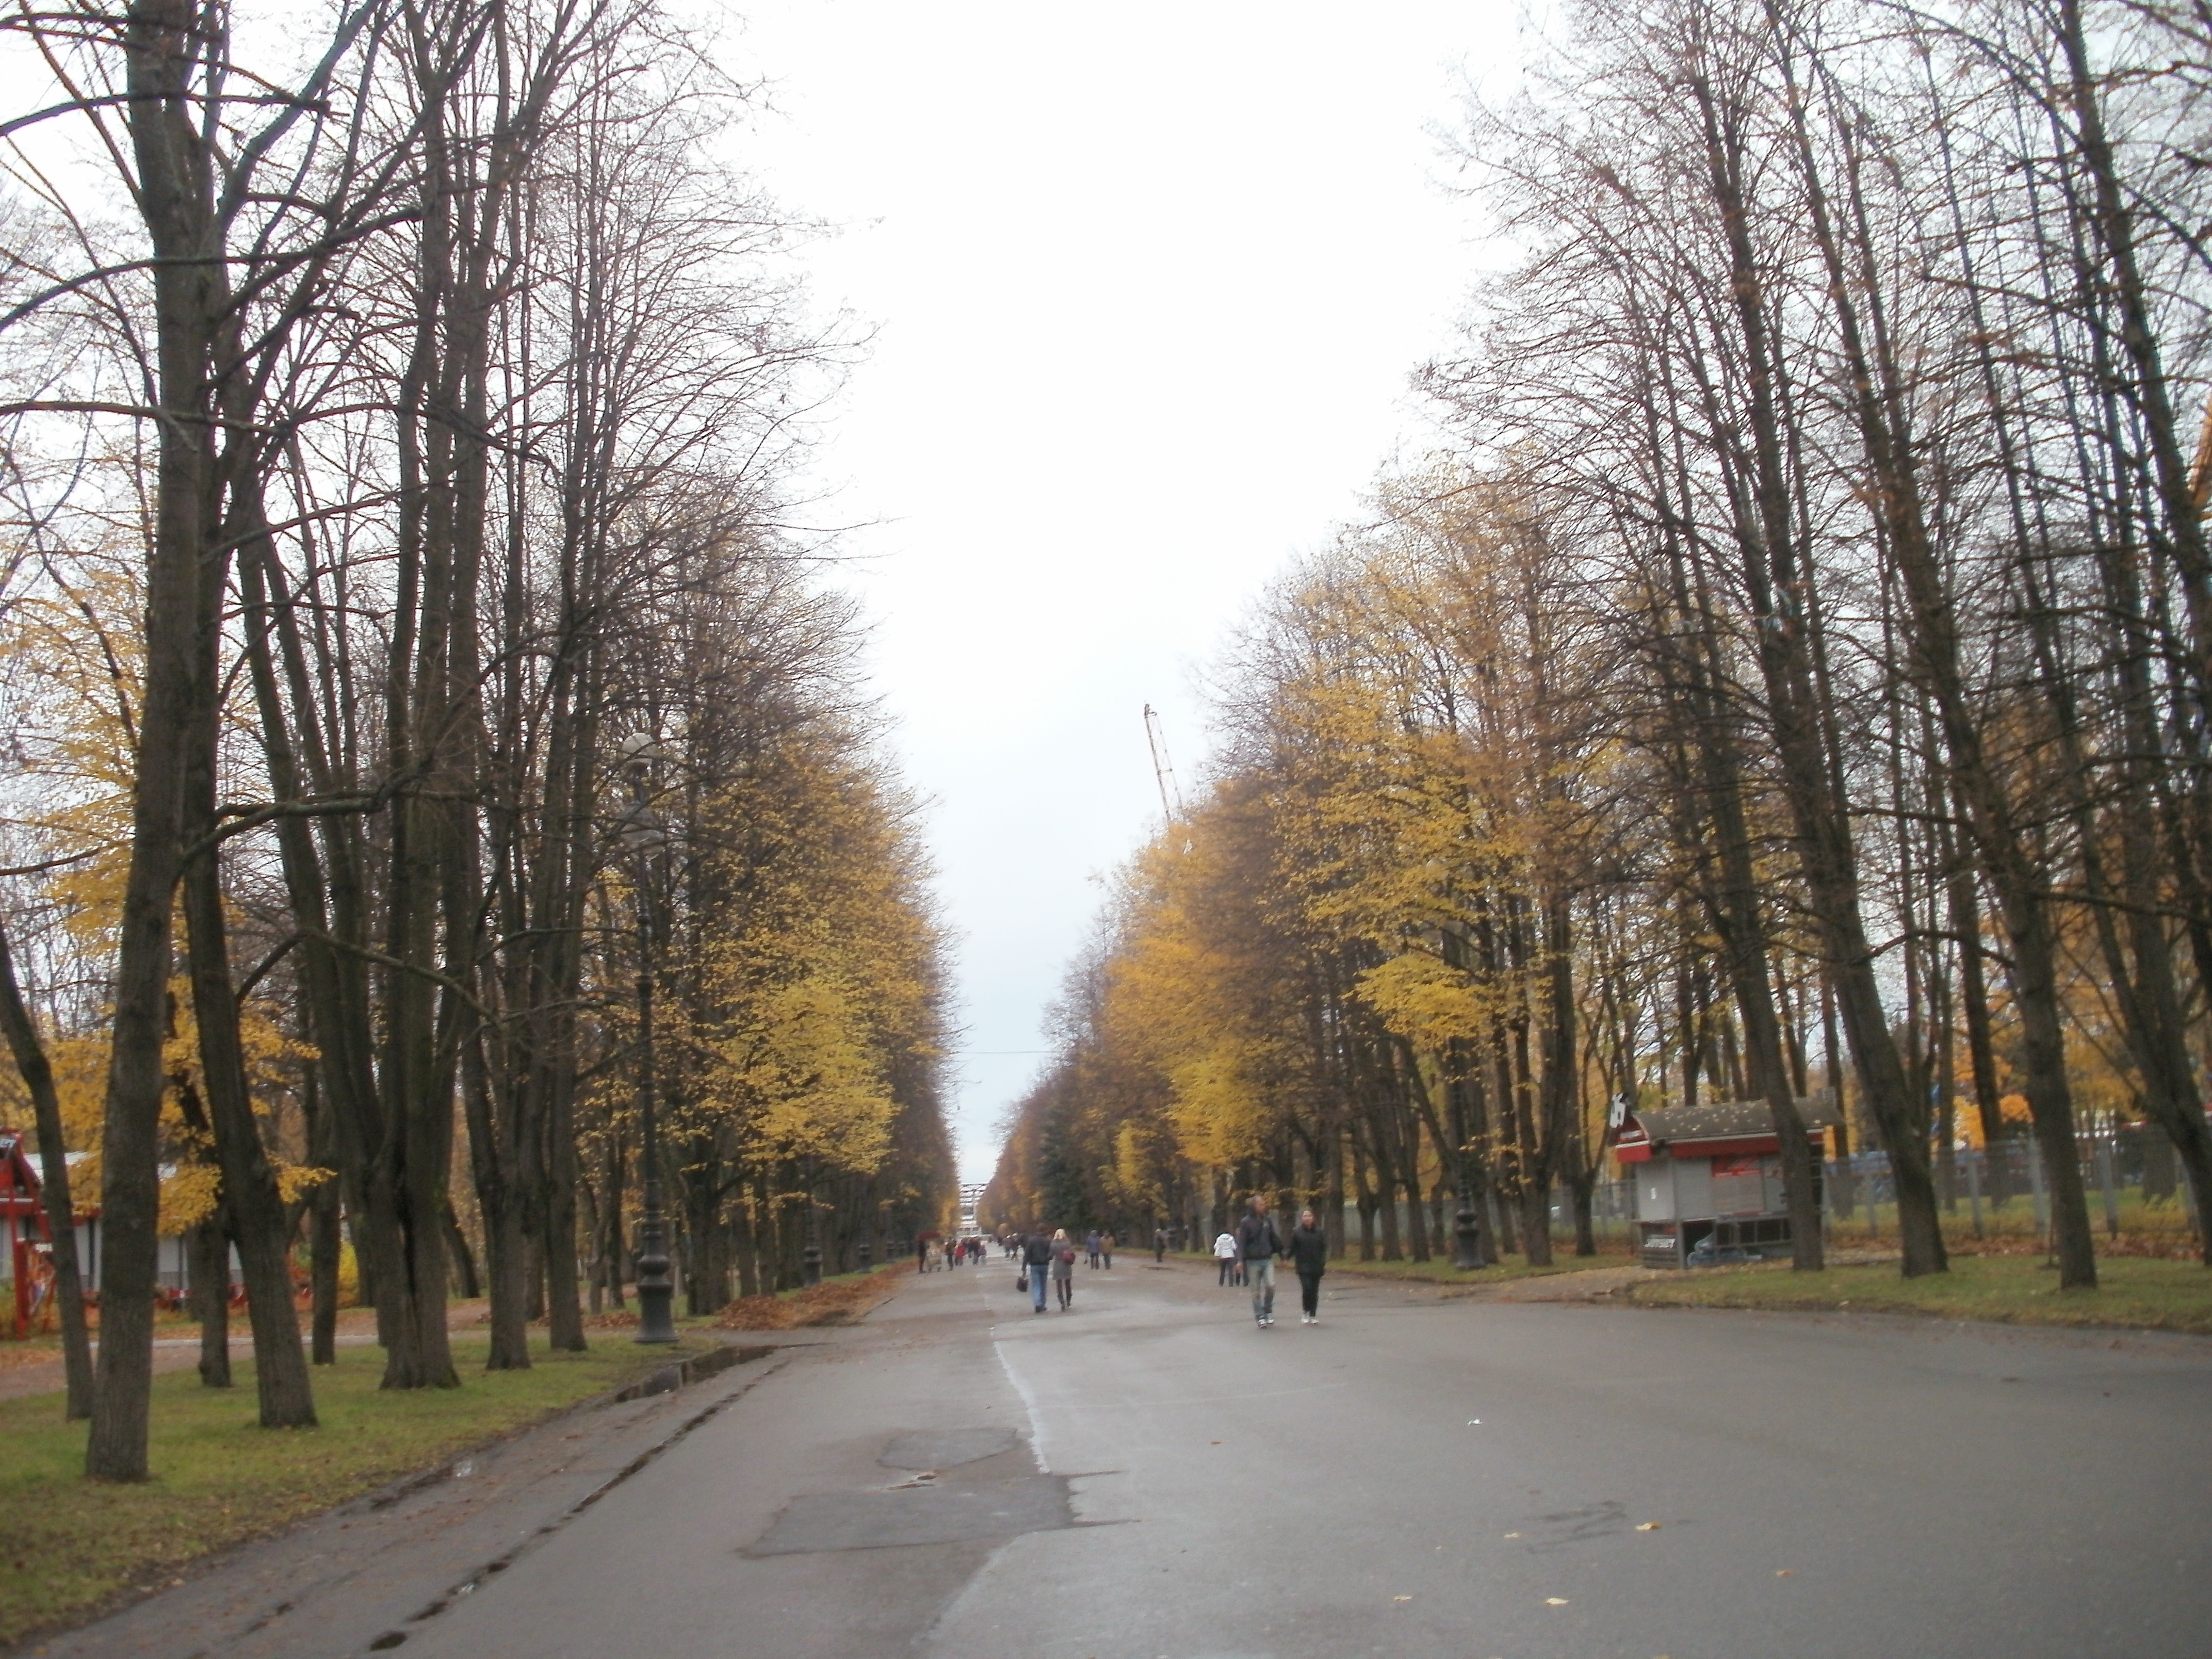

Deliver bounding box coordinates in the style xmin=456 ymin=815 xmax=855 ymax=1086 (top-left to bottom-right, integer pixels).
xmin=1017 ymin=1268 xmax=1029 ymax=1291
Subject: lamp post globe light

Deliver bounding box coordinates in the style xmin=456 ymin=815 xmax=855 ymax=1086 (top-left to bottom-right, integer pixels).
xmin=617 ymin=734 xmax=678 ymax=1346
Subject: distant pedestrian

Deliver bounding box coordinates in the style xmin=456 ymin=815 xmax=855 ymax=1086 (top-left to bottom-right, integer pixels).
xmin=1101 ymin=1231 xmax=1115 ymax=1268
xmin=1289 ymin=1207 xmax=1328 ymax=1324
xmin=1153 ymin=1227 xmax=1167 ymax=1264
xmin=1022 ymin=1228 xmax=1053 ymax=1314
xmin=917 ymin=1233 xmax=931 ymax=1272
xmin=1052 ymin=1229 xmax=1078 ymax=1310
xmin=1213 ymin=1229 xmax=1239 ymax=1286
xmin=1235 ymin=1195 xmax=1284 ymax=1328
xmin=1086 ymin=1229 xmax=1102 ymax=1269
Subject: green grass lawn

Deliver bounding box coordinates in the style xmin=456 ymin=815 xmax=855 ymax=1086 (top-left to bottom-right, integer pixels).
xmin=1629 ymin=1251 xmax=2212 ymax=1333
xmin=1827 ymin=1189 xmax=2201 ymax=1256
xmin=0 ymin=1331 xmax=710 ymax=1644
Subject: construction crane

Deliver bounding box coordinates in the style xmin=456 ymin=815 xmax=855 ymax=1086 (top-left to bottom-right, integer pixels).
xmin=2192 ymin=385 xmax=2212 ymax=510
xmin=1142 ymin=703 xmax=1185 ymax=831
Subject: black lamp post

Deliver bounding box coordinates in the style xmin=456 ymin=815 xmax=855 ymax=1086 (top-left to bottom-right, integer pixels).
xmin=619 ymin=736 xmax=678 ymax=1345
xmin=800 ymin=1160 xmax=823 ymax=1288
xmin=1448 ymin=1067 xmax=1488 ymax=1271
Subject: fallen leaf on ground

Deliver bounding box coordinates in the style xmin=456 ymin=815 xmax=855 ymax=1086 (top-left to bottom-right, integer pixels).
xmin=716 ymin=1272 xmax=903 ymax=1330
xmin=1393 ymin=1595 xmax=1412 ymax=1602
xmin=1775 ymin=1569 xmax=1795 ymax=1577
xmin=1503 ymin=1532 xmax=1521 ymax=1539
xmin=1636 ymin=1521 xmax=1660 ymax=1532
xmin=1546 ymin=1597 xmax=1570 ymax=1606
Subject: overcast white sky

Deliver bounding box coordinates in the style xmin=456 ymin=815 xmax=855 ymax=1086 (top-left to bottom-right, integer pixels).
xmin=723 ymin=2 xmax=1519 ymax=1183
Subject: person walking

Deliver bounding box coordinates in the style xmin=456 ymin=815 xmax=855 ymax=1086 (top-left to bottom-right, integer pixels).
xmin=1153 ymin=1226 xmax=1168 ymax=1264
xmin=1235 ymin=1195 xmax=1284 ymax=1328
xmin=1085 ymin=1229 xmax=1102 ymax=1270
xmin=1022 ymin=1228 xmax=1053 ymax=1314
xmin=1051 ymin=1229 xmax=1078 ymax=1310
xmin=1212 ymin=1228 xmax=1238 ymax=1286
xmin=1289 ymin=1207 xmax=1328 ymax=1324
xmin=1101 ymin=1231 xmax=1115 ymax=1268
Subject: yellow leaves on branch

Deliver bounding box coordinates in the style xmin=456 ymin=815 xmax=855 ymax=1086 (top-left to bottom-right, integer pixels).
xmin=1356 ymin=952 xmax=1491 ymax=1051
xmin=0 ymin=973 xmax=325 ymax=1227
xmin=723 ymin=975 xmax=893 ymax=1174
xmin=1045 ymin=479 xmax=1604 ymax=1184
xmin=157 ymin=981 xmax=327 ymax=1228
xmin=657 ymin=745 xmax=942 ymax=1183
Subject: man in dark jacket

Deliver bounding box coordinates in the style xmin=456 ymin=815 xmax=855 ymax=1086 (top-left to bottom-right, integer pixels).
xmin=1288 ymin=1207 xmax=1328 ymax=1324
xmin=1234 ymin=1195 xmax=1284 ymax=1327
xmin=1021 ymin=1229 xmax=1054 ymax=1314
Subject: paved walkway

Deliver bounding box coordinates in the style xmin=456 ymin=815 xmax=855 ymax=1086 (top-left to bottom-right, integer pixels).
xmin=36 ymin=1258 xmax=2212 ymax=1659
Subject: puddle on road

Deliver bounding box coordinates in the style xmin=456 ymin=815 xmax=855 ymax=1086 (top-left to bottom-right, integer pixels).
xmin=879 ymin=1426 xmax=1019 ymax=1470
xmin=743 ymin=1424 xmax=1070 ymax=1556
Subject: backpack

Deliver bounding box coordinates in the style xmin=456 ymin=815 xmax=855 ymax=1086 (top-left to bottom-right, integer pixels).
xmin=1057 ymin=1247 xmax=1077 ymax=1265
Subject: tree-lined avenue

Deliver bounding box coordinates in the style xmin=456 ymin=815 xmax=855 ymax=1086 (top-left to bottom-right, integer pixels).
xmin=50 ymin=1265 xmax=2212 ymax=1659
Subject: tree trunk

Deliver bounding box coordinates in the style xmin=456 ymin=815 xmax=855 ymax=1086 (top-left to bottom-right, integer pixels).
xmin=1570 ymin=1171 xmax=1598 ymax=1258
xmin=0 ymin=916 xmax=95 ymax=1418
xmin=88 ymin=0 xmax=231 ymax=1479
xmin=182 ymin=662 xmax=317 ymax=1426
xmin=191 ymin=1211 xmax=231 ymax=1389
xmin=1519 ymin=1178 xmax=1554 ymax=1268
xmin=310 ymin=1177 xmax=340 ymax=1366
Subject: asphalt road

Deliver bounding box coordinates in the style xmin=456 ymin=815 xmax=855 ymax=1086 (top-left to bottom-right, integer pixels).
xmin=360 ymin=1257 xmax=2211 ymax=1659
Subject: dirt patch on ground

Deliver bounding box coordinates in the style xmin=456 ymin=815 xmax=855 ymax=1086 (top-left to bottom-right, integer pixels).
xmin=715 ymin=1271 xmax=905 ymax=1331
xmin=1454 ymin=1263 xmax=1664 ymax=1303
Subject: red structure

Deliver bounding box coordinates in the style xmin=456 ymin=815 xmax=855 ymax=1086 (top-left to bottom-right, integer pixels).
xmin=1 ymin=1128 xmax=54 ymax=1338
xmin=1615 ymin=1095 xmax=1838 ymax=1268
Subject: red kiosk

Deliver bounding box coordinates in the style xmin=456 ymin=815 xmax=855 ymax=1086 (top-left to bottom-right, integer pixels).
xmin=1615 ymin=1094 xmax=1837 ymax=1268
xmin=1 ymin=1128 xmax=57 ymax=1337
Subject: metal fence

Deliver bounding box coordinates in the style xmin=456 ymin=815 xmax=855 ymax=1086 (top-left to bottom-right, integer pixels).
xmin=1327 ymin=1127 xmax=2202 ymax=1260
xmin=1336 ymin=1178 xmax=1644 ymax=1258
xmin=1826 ymin=1126 xmax=2201 ymax=1243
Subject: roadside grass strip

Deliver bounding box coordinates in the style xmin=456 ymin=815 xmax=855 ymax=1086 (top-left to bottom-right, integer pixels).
xmin=1628 ymin=1251 xmax=2212 ymax=1333
xmin=0 ymin=1333 xmax=709 ymax=1644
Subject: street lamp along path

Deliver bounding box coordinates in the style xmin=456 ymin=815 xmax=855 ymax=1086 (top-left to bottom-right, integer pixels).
xmin=619 ymin=734 xmax=678 ymax=1346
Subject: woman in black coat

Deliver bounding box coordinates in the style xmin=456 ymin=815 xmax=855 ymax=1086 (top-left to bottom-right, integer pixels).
xmin=1288 ymin=1208 xmax=1328 ymax=1325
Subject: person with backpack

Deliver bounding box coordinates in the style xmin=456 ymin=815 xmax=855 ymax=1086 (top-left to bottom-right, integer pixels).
xmin=1289 ymin=1207 xmax=1328 ymax=1324
xmin=1235 ymin=1194 xmax=1284 ymax=1327
xmin=1022 ymin=1228 xmax=1054 ymax=1313
xmin=1051 ymin=1229 xmax=1078 ymax=1310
